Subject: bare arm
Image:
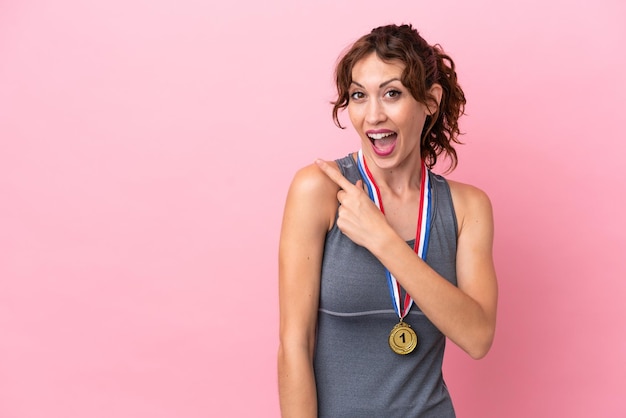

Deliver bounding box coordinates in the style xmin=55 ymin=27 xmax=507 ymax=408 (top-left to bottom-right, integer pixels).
xmin=278 ymin=163 xmax=338 ymax=417
xmin=373 ymin=182 xmax=497 ymax=358
xmin=315 ymin=160 xmax=498 ymax=359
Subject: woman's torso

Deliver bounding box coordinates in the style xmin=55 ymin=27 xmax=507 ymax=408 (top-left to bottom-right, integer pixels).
xmin=314 ymin=154 xmax=458 ymax=418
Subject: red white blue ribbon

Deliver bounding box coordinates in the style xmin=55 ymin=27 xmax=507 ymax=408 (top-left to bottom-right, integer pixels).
xmin=356 ymin=149 xmax=432 ymax=320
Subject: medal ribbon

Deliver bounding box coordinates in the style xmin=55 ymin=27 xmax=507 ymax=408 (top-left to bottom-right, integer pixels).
xmin=356 ymin=149 xmax=432 ymax=321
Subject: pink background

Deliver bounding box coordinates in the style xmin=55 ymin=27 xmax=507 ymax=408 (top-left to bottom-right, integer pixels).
xmin=1 ymin=0 xmax=625 ymax=417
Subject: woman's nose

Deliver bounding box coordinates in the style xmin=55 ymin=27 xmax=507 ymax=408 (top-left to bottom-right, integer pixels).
xmin=365 ymin=99 xmax=386 ymax=125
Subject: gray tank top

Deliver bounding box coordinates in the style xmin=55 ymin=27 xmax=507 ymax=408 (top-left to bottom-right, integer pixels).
xmin=314 ymin=154 xmax=458 ymax=417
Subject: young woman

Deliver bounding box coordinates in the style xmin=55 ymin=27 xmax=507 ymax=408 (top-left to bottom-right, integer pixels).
xmin=278 ymin=24 xmax=498 ymax=417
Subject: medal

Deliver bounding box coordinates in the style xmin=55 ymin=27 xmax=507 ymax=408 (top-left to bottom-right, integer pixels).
xmin=388 ymin=320 xmax=418 ymax=355
xmin=357 ymin=149 xmax=432 ymax=355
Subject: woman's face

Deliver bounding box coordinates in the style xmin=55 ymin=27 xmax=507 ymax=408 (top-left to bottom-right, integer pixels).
xmin=348 ymin=52 xmax=431 ymax=170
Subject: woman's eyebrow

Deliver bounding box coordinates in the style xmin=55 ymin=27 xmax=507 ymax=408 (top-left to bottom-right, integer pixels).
xmin=350 ymin=78 xmax=402 ymax=89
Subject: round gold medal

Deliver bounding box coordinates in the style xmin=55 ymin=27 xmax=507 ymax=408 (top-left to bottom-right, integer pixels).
xmin=388 ymin=321 xmax=418 ymax=355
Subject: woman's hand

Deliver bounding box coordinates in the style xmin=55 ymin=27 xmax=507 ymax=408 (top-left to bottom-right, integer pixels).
xmin=315 ymin=159 xmax=389 ymax=249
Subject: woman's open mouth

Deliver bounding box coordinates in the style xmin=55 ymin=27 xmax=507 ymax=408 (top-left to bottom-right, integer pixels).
xmin=367 ymin=131 xmax=397 ymax=156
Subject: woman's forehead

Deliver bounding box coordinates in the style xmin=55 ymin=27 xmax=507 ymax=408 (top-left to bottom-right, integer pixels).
xmin=351 ymin=53 xmax=405 ymax=84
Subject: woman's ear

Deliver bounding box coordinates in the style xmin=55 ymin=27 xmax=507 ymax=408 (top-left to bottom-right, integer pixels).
xmin=427 ymin=83 xmax=443 ymax=115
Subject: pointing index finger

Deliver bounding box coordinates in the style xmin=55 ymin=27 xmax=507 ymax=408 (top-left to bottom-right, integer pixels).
xmin=315 ymin=159 xmax=354 ymax=190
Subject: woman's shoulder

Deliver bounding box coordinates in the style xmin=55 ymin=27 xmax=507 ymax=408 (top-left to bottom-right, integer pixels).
xmin=284 ymin=161 xmax=341 ymax=231
xmin=446 ymin=179 xmax=491 ymax=205
xmin=290 ymin=161 xmax=341 ymax=196
xmin=445 ymin=179 xmax=494 ymax=233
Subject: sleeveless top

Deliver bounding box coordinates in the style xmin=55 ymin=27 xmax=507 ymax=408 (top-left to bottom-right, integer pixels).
xmin=313 ymin=154 xmax=458 ymax=417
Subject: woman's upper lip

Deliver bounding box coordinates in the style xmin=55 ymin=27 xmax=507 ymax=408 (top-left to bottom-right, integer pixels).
xmin=366 ymin=129 xmax=395 ymax=134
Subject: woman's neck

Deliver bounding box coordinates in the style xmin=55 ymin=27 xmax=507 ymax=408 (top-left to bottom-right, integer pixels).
xmin=361 ymin=152 xmax=423 ymax=198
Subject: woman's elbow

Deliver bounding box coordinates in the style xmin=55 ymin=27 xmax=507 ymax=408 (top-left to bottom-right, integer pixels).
xmin=465 ymin=327 xmax=495 ymax=360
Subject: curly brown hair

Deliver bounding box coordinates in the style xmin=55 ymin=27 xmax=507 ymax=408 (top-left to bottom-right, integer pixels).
xmin=332 ymin=24 xmax=466 ymax=170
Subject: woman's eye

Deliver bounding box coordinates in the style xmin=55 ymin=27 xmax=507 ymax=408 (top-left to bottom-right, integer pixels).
xmin=386 ymin=90 xmax=402 ymax=99
xmin=350 ymin=91 xmax=365 ymax=100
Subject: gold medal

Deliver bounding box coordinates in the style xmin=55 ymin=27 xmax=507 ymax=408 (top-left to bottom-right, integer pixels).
xmin=388 ymin=321 xmax=418 ymax=355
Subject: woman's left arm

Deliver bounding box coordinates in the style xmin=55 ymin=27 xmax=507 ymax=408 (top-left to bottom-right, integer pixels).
xmin=315 ymin=160 xmax=498 ymax=359
xmin=374 ymin=182 xmax=498 ymax=359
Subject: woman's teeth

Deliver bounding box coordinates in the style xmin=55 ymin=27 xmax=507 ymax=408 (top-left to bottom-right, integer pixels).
xmin=367 ymin=132 xmax=395 ymax=140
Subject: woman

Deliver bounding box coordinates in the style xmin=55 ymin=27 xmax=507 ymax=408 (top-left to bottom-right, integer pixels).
xmin=278 ymin=24 xmax=497 ymax=417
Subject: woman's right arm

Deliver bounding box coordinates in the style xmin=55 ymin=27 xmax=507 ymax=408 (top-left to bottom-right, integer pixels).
xmin=278 ymin=163 xmax=338 ymax=418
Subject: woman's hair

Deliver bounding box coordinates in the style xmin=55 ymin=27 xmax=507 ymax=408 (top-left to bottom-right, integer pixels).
xmin=332 ymin=24 xmax=466 ymax=170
